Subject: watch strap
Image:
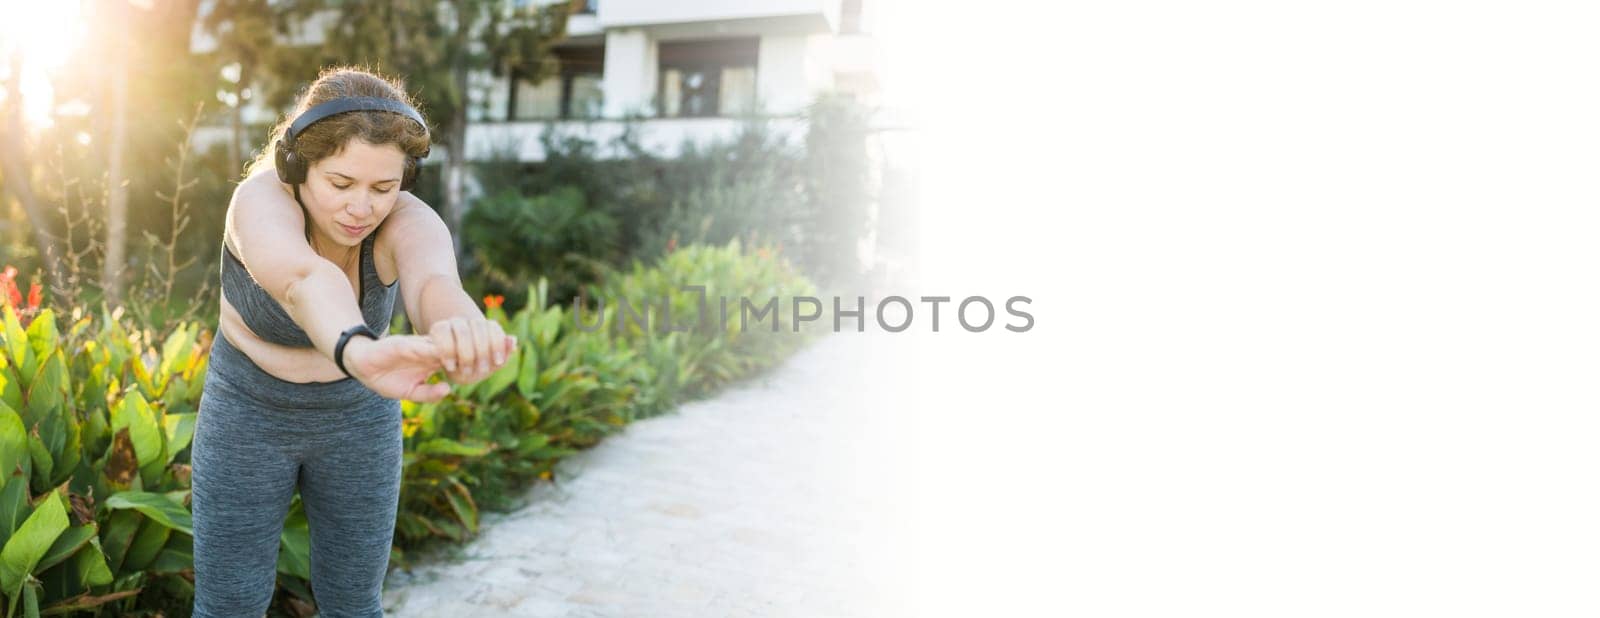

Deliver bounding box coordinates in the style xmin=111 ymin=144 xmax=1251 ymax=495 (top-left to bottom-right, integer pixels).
xmin=334 ymin=323 xmax=380 ymax=379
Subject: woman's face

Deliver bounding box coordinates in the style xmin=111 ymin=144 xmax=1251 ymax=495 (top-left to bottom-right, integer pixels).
xmin=299 ymin=138 xmax=408 ymax=248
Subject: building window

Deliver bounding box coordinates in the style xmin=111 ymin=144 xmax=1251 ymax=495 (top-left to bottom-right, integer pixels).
xmin=719 ymin=66 xmax=757 ymax=116
xmin=513 ymin=74 xmax=562 ymax=119
xmin=657 ymin=38 xmax=759 ymax=118
xmin=508 ymin=44 xmax=605 ymax=120
xmin=568 ymin=73 xmax=604 ymax=119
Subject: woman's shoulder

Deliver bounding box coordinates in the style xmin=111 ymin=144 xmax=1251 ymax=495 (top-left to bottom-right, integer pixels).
xmin=374 ymin=192 xmax=446 ymax=266
xmin=226 ymin=168 xmax=298 ymax=225
xmin=223 ymin=169 xmax=284 ymax=252
xmin=235 ymin=166 xmax=291 ymax=198
xmin=379 ymin=192 xmax=446 ymax=242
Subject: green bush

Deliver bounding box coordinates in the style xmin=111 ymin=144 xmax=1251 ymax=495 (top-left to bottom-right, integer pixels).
xmin=462 ymin=186 xmax=619 ymax=306
xmin=593 ymin=240 xmax=821 ymax=407
xmin=638 ymin=152 xmax=806 ymax=262
xmin=0 ymin=301 xmax=208 ymax=617
xmin=394 ymin=279 xmax=641 ymax=552
xmin=464 ymin=96 xmax=876 ymax=303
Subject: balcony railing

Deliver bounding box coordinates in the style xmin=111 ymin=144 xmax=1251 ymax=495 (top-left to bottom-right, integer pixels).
xmin=463 ymin=116 xmax=808 ymax=162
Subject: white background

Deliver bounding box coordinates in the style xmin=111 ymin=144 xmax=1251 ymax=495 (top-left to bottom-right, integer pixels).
xmin=879 ymin=1 xmax=1600 ymax=615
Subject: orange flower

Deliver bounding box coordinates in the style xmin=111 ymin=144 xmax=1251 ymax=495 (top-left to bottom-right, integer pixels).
xmin=756 ymin=247 xmax=771 ymax=260
xmin=26 ymin=283 xmax=41 ymax=311
xmin=665 ymin=235 xmax=678 ymax=254
xmin=483 ymin=294 xmax=505 ymax=310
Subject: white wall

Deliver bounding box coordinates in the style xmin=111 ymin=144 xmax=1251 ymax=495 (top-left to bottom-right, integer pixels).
xmin=600 ymin=0 xmax=837 ymax=29
xmin=601 ymin=29 xmax=658 ymax=117
xmin=758 ymin=34 xmax=834 ymax=116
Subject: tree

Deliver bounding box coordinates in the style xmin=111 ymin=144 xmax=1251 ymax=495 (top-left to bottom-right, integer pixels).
xmin=49 ymin=0 xmax=211 ymax=308
xmin=802 ymin=94 xmax=875 ymax=285
xmin=0 ymin=53 xmax=67 ymax=289
xmin=201 ymin=0 xmax=281 ymax=168
xmin=102 ymin=0 xmax=136 ymax=307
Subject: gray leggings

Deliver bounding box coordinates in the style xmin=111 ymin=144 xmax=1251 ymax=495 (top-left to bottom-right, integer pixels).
xmin=190 ymin=331 xmax=402 ymax=618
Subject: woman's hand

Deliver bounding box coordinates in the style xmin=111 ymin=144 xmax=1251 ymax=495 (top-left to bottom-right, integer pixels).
xmin=342 ymin=334 xmax=451 ymax=402
xmin=427 ymin=316 xmax=517 ymax=385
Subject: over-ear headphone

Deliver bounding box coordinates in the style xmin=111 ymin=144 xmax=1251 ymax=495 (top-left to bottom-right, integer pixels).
xmin=274 ymin=96 xmax=431 ymax=191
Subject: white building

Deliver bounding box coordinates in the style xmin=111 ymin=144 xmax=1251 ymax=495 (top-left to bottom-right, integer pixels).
xmin=474 ymin=0 xmax=880 ymax=161
xmin=191 ymin=0 xmax=881 ymax=163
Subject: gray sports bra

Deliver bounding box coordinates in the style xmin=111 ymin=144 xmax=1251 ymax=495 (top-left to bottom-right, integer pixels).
xmin=219 ymin=226 xmax=398 ymax=348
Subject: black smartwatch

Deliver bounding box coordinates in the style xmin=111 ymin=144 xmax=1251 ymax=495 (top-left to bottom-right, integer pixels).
xmin=334 ymin=323 xmax=380 ymax=379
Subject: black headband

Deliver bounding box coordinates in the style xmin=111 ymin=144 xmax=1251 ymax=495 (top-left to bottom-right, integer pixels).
xmin=286 ymin=96 xmax=430 ymax=155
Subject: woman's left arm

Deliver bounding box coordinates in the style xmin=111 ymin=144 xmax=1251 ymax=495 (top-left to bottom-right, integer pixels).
xmin=387 ymin=193 xmax=515 ymax=384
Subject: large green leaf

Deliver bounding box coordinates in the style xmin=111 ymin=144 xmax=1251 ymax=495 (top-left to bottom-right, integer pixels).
xmin=147 ymin=546 xmax=192 ymax=575
xmin=23 ymin=309 xmax=57 ymax=369
xmin=0 ymin=489 xmax=67 ymax=600
xmin=47 ymin=419 xmax=79 ymax=489
xmin=157 ymin=324 xmax=195 ymax=381
xmin=24 ymin=349 xmax=66 ymax=427
xmin=4 ymin=305 xmax=35 ymax=383
xmin=276 ymin=505 xmax=310 ymax=580
xmin=26 ymin=432 xmax=51 ymax=491
xmin=161 ymin=413 xmax=196 ymax=463
xmin=120 ymin=519 xmax=170 ymax=572
xmin=0 ymin=370 xmax=19 ymax=422
xmin=0 ymin=473 xmax=30 ymax=547
xmin=515 ymin=344 xmax=540 ymax=400
xmin=479 ymin=350 xmax=519 ymax=401
xmin=0 ymin=408 xmax=26 ymax=496
xmin=416 ymin=438 xmax=493 ymax=458
xmin=74 ymin=537 xmax=112 ymax=587
xmin=103 ymin=492 xmax=192 ymax=536
xmin=97 ymin=509 xmax=141 ymax=573
xmin=444 ymin=480 xmax=478 ymax=535
xmin=35 ymin=524 xmax=95 ymax=574
xmin=109 ymin=392 xmax=162 ymax=471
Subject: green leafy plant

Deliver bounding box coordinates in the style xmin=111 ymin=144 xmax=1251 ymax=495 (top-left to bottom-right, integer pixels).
xmin=463 ymin=186 xmax=619 ymax=308
xmin=596 ymin=240 xmax=821 ymax=405
xmin=0 ymin=300 xmax=203 ymax=617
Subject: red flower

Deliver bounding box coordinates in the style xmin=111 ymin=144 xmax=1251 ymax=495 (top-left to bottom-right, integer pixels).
xmin=483 ymin=294 xmax=505 ymax=310
xmin=3 ymin=278 xmax=19 ymax=309
xmin=0 ymin=265 xmax=46 ymax=325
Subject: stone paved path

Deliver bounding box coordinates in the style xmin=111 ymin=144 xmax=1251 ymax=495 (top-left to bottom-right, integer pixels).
xmin=380 ymin=331 xmax=919 ymax=617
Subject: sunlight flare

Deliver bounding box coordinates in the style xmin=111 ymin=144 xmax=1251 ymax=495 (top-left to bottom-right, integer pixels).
xmin=0 ymin=0 xmax=86 ymax=130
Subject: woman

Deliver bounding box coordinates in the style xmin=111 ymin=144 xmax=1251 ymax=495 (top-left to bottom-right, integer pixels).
xmin=190 ymin=66 xmax=514 ymax=617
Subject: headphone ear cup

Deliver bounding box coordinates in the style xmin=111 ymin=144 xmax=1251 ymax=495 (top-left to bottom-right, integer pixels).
xmin=401 ymin=156 xmax=421 ymax=191
xmin=274 ymin=138 xmax=307 ymax=185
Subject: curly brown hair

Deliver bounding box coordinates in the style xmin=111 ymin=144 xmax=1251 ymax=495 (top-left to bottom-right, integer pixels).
xmin=246 ymin=65 xmax=431 ymax=181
